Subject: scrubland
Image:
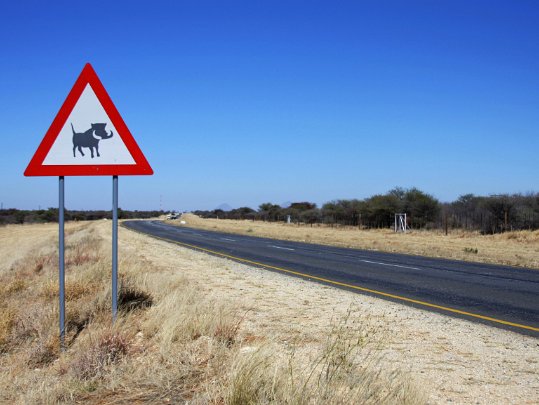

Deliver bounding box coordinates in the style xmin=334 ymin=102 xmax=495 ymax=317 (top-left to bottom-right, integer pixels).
xmin=174 ymin=214 xmax=539 ymax=269
xmin=1 ymin=221 xmax=537 ymax=404
xmin=0 ymin=222 xmax=424 ymax=404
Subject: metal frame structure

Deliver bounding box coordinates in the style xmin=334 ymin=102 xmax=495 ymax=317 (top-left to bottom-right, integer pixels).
xmin=394 ymin=213 xmax=407 ymax=233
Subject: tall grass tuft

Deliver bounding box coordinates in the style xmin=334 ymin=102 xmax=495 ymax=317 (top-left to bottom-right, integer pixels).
xmin=227 ymin=309 xmax=425 ymax=404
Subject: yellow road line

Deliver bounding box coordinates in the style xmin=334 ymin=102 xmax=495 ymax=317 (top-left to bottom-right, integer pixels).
xmin=125 ymin=226 xmax=539 ymax=333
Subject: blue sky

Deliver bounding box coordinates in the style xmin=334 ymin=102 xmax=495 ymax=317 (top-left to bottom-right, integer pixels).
xmin=1 ymin=1 xmax=538 ymax=211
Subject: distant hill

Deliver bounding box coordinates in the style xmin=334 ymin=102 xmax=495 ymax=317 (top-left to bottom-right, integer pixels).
xmin=215 ymin=203 xmax=233 ymax=212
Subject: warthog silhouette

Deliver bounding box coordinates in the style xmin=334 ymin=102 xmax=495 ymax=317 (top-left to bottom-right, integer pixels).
xmin=71 ymin=123 xmax=113 ymax=158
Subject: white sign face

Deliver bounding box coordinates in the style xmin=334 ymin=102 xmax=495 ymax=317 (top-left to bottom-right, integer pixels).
xmin=42 ymin=84 xmax=136 ymax=166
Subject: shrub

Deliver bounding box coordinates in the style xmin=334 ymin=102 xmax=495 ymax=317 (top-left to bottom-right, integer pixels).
xmin=71 ymin=330 xmax=130 ymax=380
xmin=0 ymin=306 xmax=16 ymax=350
xmin=118 ymin=286 xmax=153 ymax=312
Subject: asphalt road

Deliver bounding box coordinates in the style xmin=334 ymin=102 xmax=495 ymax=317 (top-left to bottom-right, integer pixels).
xmin=123 ymin=220 xmax=539 ymax=336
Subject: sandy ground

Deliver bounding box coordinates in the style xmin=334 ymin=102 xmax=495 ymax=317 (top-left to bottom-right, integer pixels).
xmin=0 ymin=223 xmax=58 ymax=273
xmin=109 ymin=222 xmax=539 ymax=405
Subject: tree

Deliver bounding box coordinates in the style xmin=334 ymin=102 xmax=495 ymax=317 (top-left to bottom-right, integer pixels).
xmin=363 ymin=194 xmax=401 ymax=228
xmin=229 ymin=207 xmax=256 ymax=220
xmin=300 ymin=209 xmax=322 ymax=226
xmin=482 ymin=194 xmax=515 ymax=233
xmin=321 ymin=201 xmax=344 ymax=225
xmin=289 ymin=202 xmax=317 ymax=211
xmin=258 ymin=203 xmax=282 ymax=222
xmin=403 ymin=188 xmax=440 ymax=229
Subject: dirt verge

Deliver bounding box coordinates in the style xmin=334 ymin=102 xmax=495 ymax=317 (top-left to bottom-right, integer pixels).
xmin=120 ymin=222 xmax=539 ymax=404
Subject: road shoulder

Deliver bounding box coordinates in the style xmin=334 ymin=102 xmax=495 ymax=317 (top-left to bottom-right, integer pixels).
xmin=119 ymin=223 xmax=539 ymax=404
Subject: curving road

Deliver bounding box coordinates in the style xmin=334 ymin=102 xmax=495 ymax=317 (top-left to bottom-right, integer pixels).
xmin=123 ymin=220 xmax=539 ymax=336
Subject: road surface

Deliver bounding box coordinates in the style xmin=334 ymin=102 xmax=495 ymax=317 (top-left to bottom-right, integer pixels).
xmin=123 ymin=220 xmax=539 ymax=336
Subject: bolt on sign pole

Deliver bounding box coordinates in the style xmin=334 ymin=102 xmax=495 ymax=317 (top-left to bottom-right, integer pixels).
xmin=59 ymin=176 xmax=66 ymax=350
xmin=24 ymin=63 xmax=153 ymax=347
xmin=112 ymin=175 xmax=119 ymax=321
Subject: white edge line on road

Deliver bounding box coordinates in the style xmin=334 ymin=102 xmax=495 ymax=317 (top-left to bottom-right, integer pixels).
xmin=360 ymin=259 xmax=421 ymax=271
xmin=269 ymin=245 xmax=295 ymax=251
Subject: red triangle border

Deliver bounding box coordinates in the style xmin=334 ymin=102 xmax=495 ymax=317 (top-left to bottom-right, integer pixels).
xmin=24 ymin=63 xmax=153 ymax=176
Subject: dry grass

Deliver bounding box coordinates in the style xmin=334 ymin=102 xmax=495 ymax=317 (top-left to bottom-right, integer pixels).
xmin=172 ymin=214 xmax=539 ymax=269
xmin=0 ymin=223 xmax=59 ymax=273
xmin=0 ymin=221 xmax=423 ymax=404
xmin=123 ymin=223 xmax=539 ymax=404
xmin=226 ymin=309 xmax=422 ymax=405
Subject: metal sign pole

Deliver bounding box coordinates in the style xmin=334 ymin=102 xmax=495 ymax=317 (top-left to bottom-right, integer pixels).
xmin=112 ymin=175 xmax=118 ymax=322
xmin=58 ymin=176 xmax=65 ymax=350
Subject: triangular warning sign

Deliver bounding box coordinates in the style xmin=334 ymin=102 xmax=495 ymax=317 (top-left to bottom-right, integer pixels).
xmin=25 ymin=63 xmax=153 ymax=176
